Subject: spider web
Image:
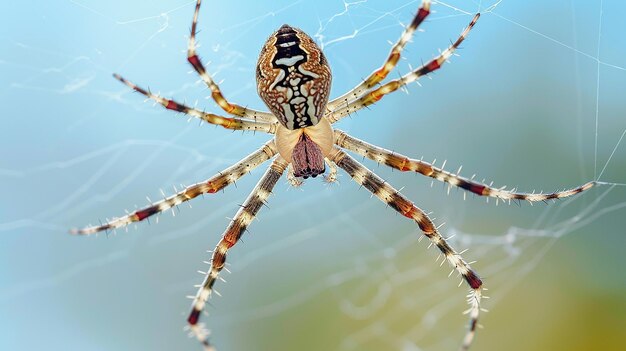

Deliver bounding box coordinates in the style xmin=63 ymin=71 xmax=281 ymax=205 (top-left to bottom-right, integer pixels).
xmin=1 ymin=1 xmax=625 ymax=351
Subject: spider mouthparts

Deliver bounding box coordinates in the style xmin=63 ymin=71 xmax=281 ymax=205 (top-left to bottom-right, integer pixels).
xmin=294 ymin=166 xmax=325 ymax=179
xmin=291 ymin=134 xmax=325 ymax=179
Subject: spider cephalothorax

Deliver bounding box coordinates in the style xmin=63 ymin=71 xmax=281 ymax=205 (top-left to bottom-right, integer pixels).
xmin=72 ymin=1 xmax=597 ymax=350
xmin=257 ymin=24 xmax=333 ymax=178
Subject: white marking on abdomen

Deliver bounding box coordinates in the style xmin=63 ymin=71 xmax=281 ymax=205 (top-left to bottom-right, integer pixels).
xmin=280 ymin=102 xmax=295 ymax=129
xmin=275 ymin=55 xmax=304 ymax=67
xmin=269 ymin=70 xmax=286 ymax=90
xmin=298 ymin=65 xmax=319 ymax=78
xmin=306 ymin=95 xmax=319 ymax=125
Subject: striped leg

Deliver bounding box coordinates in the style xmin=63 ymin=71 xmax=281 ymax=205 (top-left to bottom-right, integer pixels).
xmin=329 ymin=148 xmax=482 ymax=351
xmin=188 ymin=0 xmax=275 ymax=122
xmin=335 ymin=129 xmax=596 ymax=202
xmin=114 ymin=74 xmax=277 ymax=134
xmin=187 ymin=157 xmax=288 ymax=350
xmin=327 ymin=0 xmax=431 ymax=111
xmin=71 ymin=142 xmax=277 ymax=235
xmin=327 ymin=13 xmax=480 ymax=124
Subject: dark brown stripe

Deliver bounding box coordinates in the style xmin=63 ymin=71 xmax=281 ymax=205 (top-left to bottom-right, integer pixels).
xmin=187 ymin=309 xmax=201 ymax=325
xmin=187 ymin=54 xmax=204 ymax=73
xmin=414 ymin=8 xmax=430 ymax=25
xmin=436 ymin=242 xmax=454 ymax=257
xmin=135 ymin=206 xmax=160 ymax=221
xmin=211 ymin=250 xmax=227 ymax=269
xmin=465 ymin=270 xmax=483 ymax=290
xmin=166 ymin=100 xmax=187 ymax=112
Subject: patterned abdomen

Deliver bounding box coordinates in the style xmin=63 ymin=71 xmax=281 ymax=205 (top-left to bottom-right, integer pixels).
xmin=256 ymin=24 xmax=332 ymax=130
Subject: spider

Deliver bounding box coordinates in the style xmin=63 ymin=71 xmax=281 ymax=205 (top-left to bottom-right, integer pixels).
xmin=72 ymin=0 xmax=596 ymax=350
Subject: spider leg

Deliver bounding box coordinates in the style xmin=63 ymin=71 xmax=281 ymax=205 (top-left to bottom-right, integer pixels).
xmin=286 ymin=164 xmax=304 ymax=188
xmin=189 ymin=0 xmax=275 ymax=122
xmin=324 ymin=158 xmax=339 ymax=184
xmin=335 ymin=129 xmax=596 ymax=202
xmin=114 ymin=74 xmax=277 ymax=134
xmin=329 ymin=148 xmax=482 ymax=351
xmin=70 ymin=142 xmax=278 ymax=235
xmin=327 ymin=13 xmax=480 ymax=124
xmin=327 ymin=0 xmax=432 ymax=111
xmin=187 ymin=157 xmax=288 ymax=350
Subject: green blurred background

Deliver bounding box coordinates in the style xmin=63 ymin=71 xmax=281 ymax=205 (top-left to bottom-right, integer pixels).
xmin=1 ymin=1 xmax=624 ymax=350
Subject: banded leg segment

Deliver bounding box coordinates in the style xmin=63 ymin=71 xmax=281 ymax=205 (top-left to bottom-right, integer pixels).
xmin=114 ymin=74 xmax=277 ymax=134
xmin=327 ymin=0 xmax=431 ymax=111
xmin=329 ymin=148 xmax=482 ymax=351
xmin=189 ymin=0 xmax=275 ymax=122
xmin=335 ymin=129 xmax=596 ymax=202
xmin=187 ymin=157 xmax=288 ymax=349
xmin=327 ymin=13 xmax=480 ymax=124
xmin=71 ymin=142 xmax=278 ymax=235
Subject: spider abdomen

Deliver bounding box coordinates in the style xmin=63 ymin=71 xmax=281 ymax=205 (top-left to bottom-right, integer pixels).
xmin=256 ymin=24 xmax=331 ymax=130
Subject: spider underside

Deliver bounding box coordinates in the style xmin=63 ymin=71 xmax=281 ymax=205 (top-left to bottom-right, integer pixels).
xmin=72 ymin=1 xmax=596 ymax=350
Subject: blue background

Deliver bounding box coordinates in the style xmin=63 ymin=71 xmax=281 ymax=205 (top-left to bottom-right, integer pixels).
xmin=1 ymin=1 xmax=625 ymax=350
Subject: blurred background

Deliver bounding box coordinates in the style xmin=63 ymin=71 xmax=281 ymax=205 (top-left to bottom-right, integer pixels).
xmin=1 ymin=1 xmax=625 ymax=350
